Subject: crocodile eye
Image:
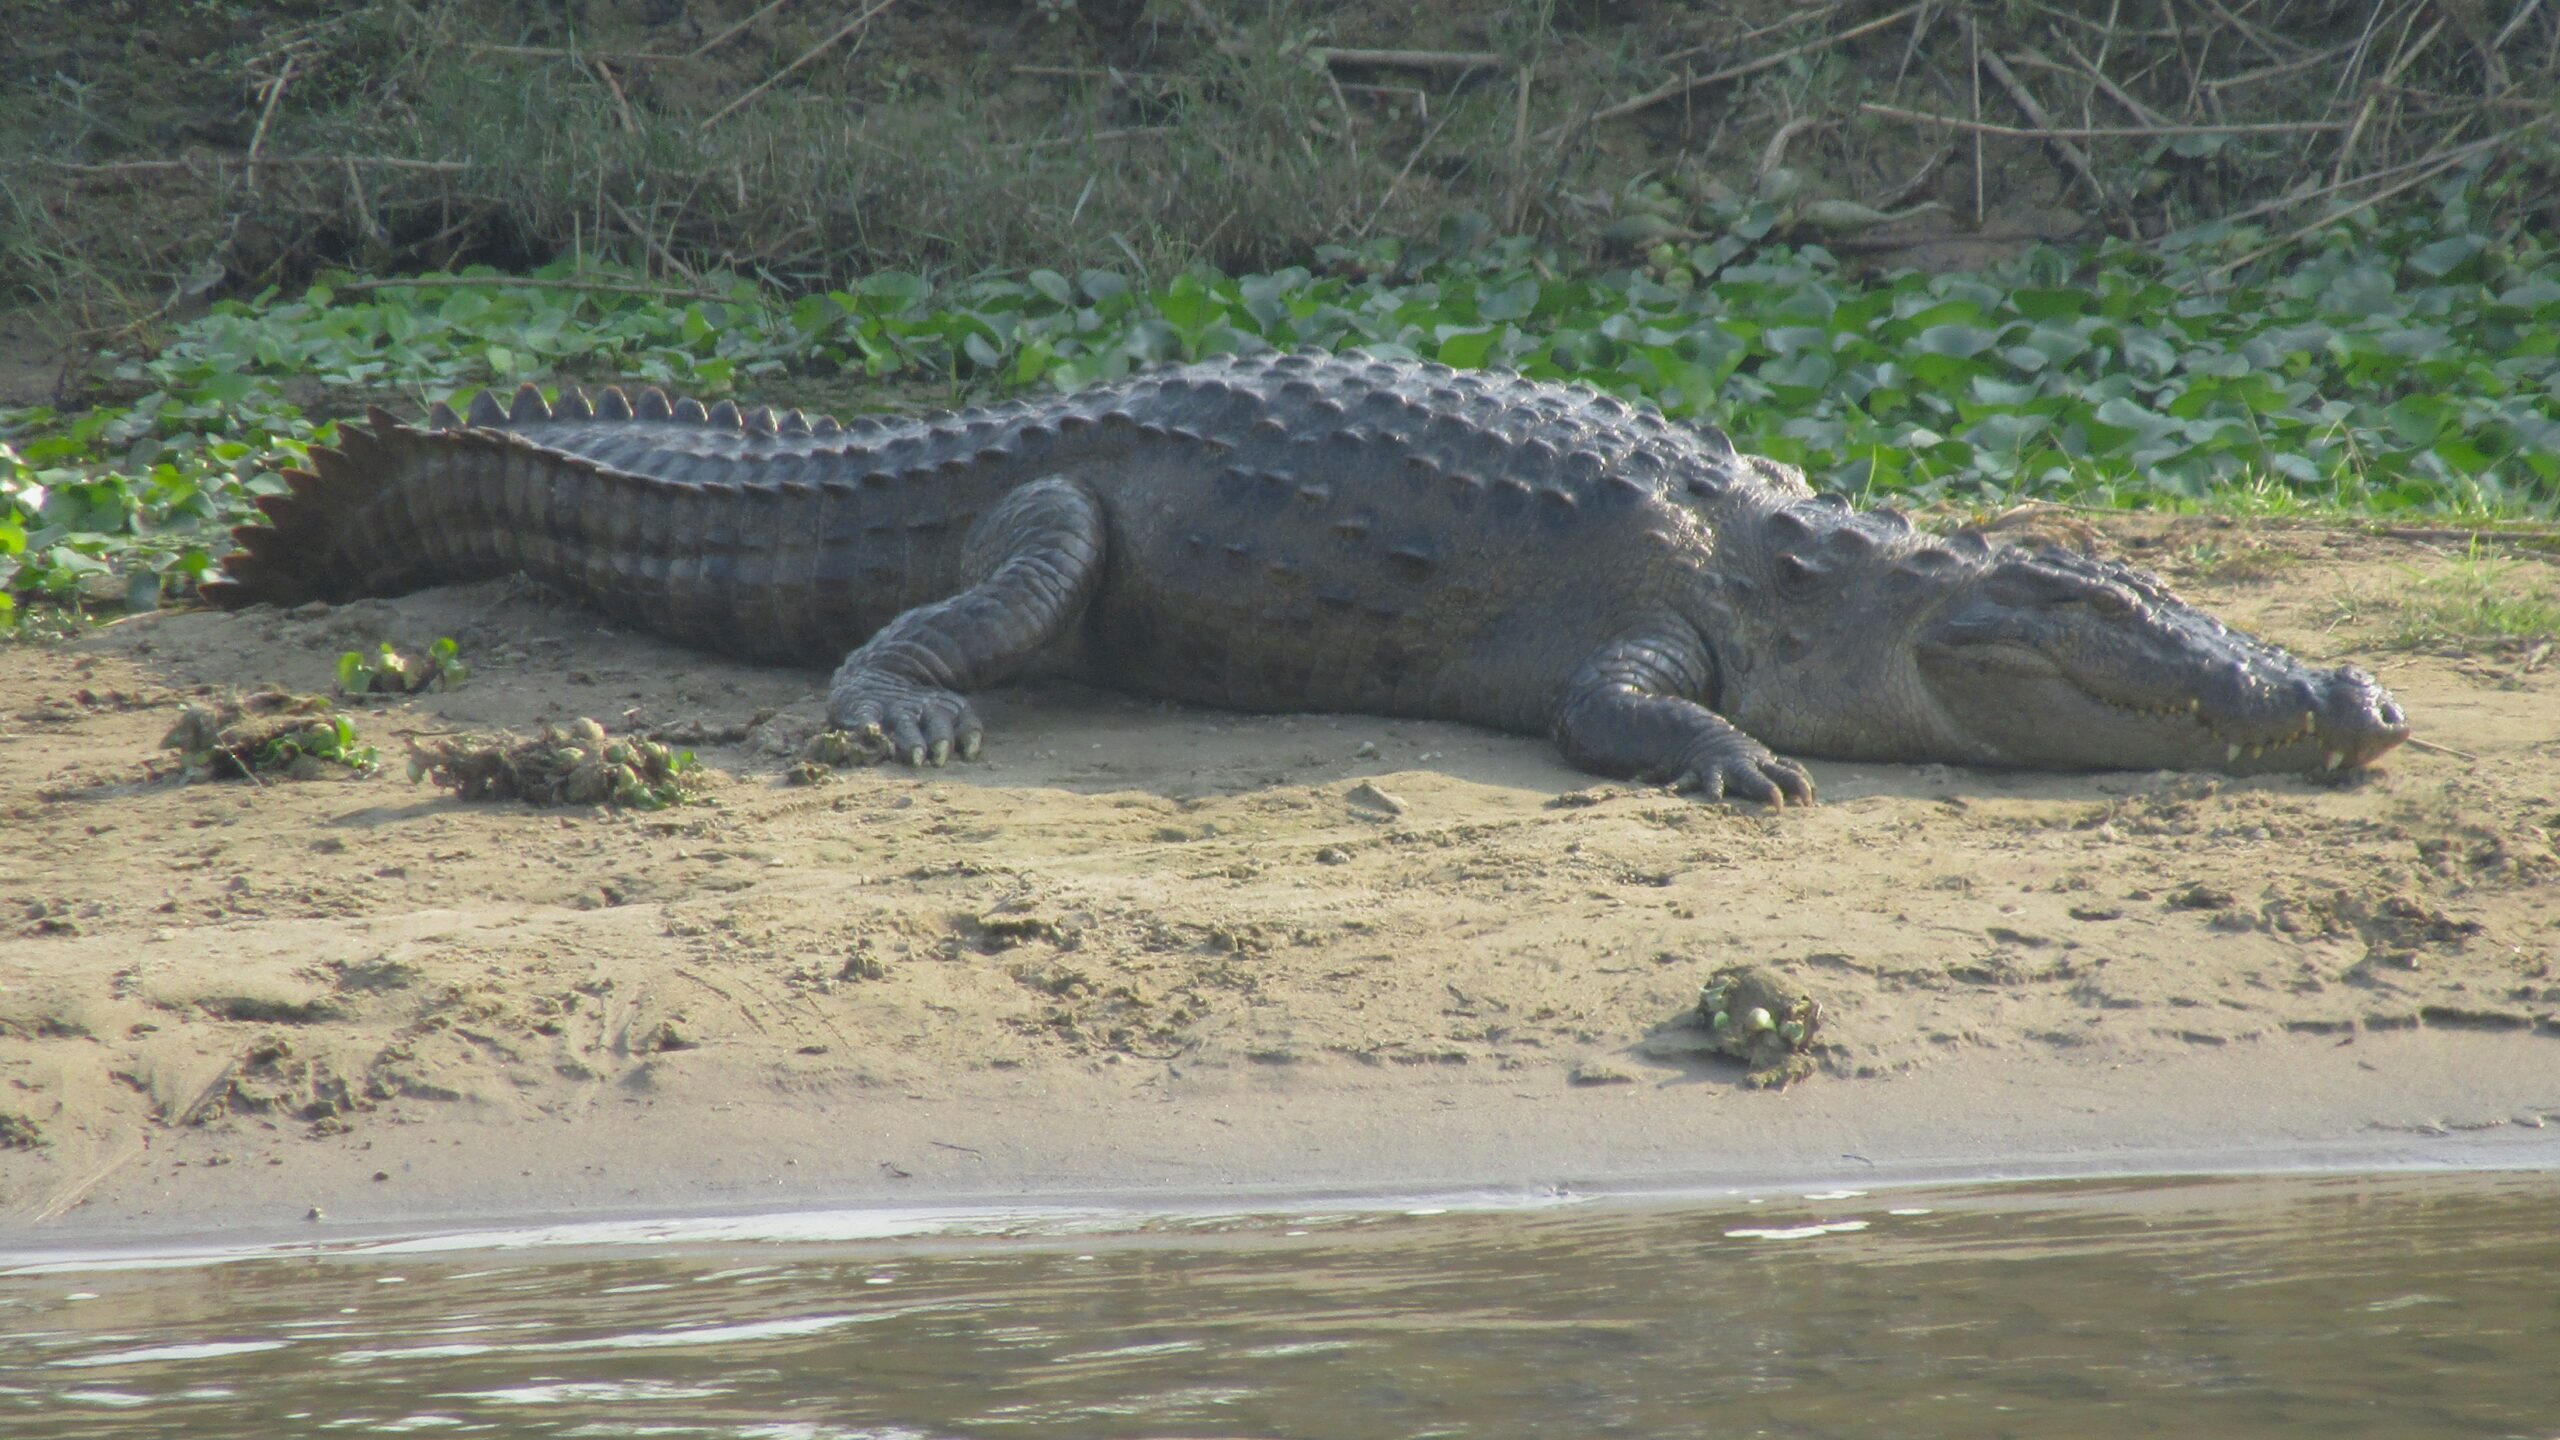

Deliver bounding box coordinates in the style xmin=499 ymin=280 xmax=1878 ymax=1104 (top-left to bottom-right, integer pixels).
xmin=2077 ymin=584 xmax=2137 ymax=618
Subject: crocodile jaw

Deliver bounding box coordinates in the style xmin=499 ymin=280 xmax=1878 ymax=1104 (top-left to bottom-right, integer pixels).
xmin=1911 ymin=639 xmax=2410 ymax=774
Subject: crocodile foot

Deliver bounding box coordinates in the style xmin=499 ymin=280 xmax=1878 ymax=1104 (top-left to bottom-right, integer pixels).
xmin=823 ymin=672 xmax=983 ymax=767
xmin=1666 ymin=733 xmax=1817 ymax=808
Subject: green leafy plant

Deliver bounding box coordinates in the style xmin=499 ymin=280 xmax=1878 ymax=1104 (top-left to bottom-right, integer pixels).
xmin=4 ymin=168 xmax=2553 ymax=629
xmin=336 ymin=636 xmax=468 ymax=695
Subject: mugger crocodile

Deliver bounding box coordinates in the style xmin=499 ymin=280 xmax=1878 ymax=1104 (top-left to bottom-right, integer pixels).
xmin=204 ymin=350 xmax=2409 ymax=805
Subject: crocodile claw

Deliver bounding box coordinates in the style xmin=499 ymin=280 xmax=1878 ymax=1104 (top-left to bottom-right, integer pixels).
xmin=825 ymin=669 xmax=985 ymax=769
xmin=1669 ymin=751 xmax=1816 ymax=808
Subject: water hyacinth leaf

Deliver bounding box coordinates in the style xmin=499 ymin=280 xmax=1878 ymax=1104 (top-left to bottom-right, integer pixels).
xmin=1477 ymin=276 xmax=1540 ymax=323
xmin=1913 ymin=323 xmax=1998 ymax=359
xmin=2408 ymin=236 xmax=2485 ymax=280
xmin=1435 ymin=326 xmax=1502 ymax=370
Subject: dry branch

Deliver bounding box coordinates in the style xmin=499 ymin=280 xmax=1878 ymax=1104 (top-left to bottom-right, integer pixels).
xmin=1311 ymin=47 xmax=1502 ymax=72
xmin=244 ymin=54 xmax=299 ymax=187
xmin=467 ymin=44 xmax=697 ymax=63
xmin=1859 ymin=106 xmax=2348 ymax=140
xmin=2210 ymin=116 xmax=2552 ymax=278
xmin=1977 ymin=46 xmax=2109 ymax=210
xmin=691 ymin=0 xmax=802 ymax=59
xmin=702 ymin=0 xmax=898 ymax=129
xmin=42 ymin=155 xmax=471 ymax=175
xmin=591 ymin=60 xmax=642 ymax=137
xmin=329 ymin=276 xmax=740 ymax=303
xmin=1590 ymin=4 xmax=1921 ymax=125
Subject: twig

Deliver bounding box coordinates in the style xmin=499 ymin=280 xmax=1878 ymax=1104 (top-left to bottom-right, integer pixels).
xmin=2192 ymin=125 xmax=2508 ymax=234
xmin=1969 ymin=16 xmax=1983 ymax=228
xmin=468 ymin=43 xmax=696 ymax=63
xmin=591 ymin=59 xmax=641 ymax=137
xmin=1590 ymin=4 xmax=1920 ymax=124
xmin=606 ymin=193 xmax=700 ymax=284
xmin=1309 ymin=47 xmax=1502 ymax=72
xmin=2201 ymin=40 xmax=2354 ymax=92
xmin=2196 ymin=0 xmax=2302 ymax=66
xmin=2207 ymin=128 xmax=2524 ymax=278
xmin=1874 ymin=145 xmax=1952 ymax=211
xmin=2402 ymin=736 xmax=2479 ymax=763
xmin=1357 ymin=104 xmax=1460 ymax=239
xmin=1859 ymin=105 xmax=2348 ymax=140
xmin=2491 ymin=0 xmax=2547 ymax=52
xmin=1507 ymin=63 xmax=1532 ymax=229
xmin=1976 ymin=47 xmax=2107 ymax=211
xmin=342 ymin=156 xmax=386 ymax=251
xmin=1757 ymin=116 xmax=1826 ymax=191
xmin=701 ymin=0 xmax=898 ymax=130
xmin=1000 ymin=126 xmax=1172 ymax=153
xmin=690 ymin=0 xmax=801 ymax=59
xmin=245 ymin=53 xmax=299 ymax=187
xmin=2021 ymin=44 xmax=2171 ymax=126
xmin=42 ymin=154 xmax=471 ymax=174
xmin=329 ymin=275 xmax=741 ymax=302
xmin=1340 ymin=81 xmax=1430 ymax=114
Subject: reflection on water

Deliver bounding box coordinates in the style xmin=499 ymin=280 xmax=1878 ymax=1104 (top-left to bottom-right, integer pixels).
xmin=3 ymin=1171 xmax=2556 ymax=1439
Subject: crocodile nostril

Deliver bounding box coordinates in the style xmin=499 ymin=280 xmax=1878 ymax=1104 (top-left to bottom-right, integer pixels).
xmin=2378 ymin=698 xmax=2406 ymax=727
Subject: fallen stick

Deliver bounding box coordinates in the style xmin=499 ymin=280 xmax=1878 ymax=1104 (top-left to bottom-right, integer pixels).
xmin=702 ymin=0 xmax=898 ymax=129
xmin=1591 ymin=5 xmax=1920 ymax=124
xmin=43 ymin=154 xmax=471 ymax=174
xmin=2191 ymin=127 xmax=2509 ymax=234
xmin=328 ymin=275 xmax=742 ymax=302
xmin=592 ymin=59 xmax=642 ymax=137
xmin=1858 ymin=105 xmax=2348 ymax=139
xmin=468 ymin=44 xmax=697 ymax=62
xmin=245 ymin=54 xmax=299 ymax=187
xmin=691 ymin=0 xmax=802 ymax=58
xmin=1976 ymin=47 xmax=2108 ymax=210
xmin=1308 ymin=47 xmax=1502 ymax=72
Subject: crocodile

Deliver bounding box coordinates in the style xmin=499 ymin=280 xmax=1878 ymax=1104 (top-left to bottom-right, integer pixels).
xmin=204 ymin=350 xmax=2410 ymax=804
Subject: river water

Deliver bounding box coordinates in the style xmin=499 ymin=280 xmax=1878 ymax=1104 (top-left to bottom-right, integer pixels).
xmin=3 ymin=1169 xmax=2554 ymax=1438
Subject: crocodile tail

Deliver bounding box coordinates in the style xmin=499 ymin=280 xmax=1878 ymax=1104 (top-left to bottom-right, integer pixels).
xmin=198 ymin=405 xmax=831 ymax=663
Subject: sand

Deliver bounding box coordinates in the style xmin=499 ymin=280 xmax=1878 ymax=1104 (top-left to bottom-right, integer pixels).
xmin=3 ymin=516 xmax=2555 ymax=1245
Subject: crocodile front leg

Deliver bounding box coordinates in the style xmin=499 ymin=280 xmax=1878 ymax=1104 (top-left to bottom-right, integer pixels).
xmin=827 ymin=476 xmax=1105 ymax=765
xmin=1551 ymin=626 xmax=1817 ymax=807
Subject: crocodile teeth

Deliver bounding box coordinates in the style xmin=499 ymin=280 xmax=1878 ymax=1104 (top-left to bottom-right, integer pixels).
xmin=2226 ymin=743 xmax=2243 ymax=763
xmin=2325 ymin=750 xmax=2346 ymax=770
xmin=2244 ymin=744 xmax=2263 ymax=760
xmin=2188 ymin=699 xmax=2201 ymax=715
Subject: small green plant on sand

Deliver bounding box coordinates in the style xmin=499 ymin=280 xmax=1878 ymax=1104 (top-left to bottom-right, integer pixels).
xmin=336 ymin=636 xmax=468 ymax=696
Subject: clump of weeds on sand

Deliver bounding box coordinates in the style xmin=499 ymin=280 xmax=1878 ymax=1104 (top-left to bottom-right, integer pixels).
xmin=161 ymin=691 xmax=379 ymax=781
xmin=1696 ymin=964 xmax=1825 ymax=1088
xmin=408 ymin=716 xmax=705 ymax=810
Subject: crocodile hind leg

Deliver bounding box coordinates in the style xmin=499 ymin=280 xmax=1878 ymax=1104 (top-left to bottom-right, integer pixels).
xmin=827 ymin=476 xmax=1106 ymax=765
xmin=1551 ymin=628 xmax=1818 ymax=807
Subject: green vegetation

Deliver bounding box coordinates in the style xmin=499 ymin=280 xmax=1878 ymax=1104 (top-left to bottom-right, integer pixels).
xmin=11 ymin=2 xmax=2549 ymax=321
xmin=407 ymin=718 xmax=704 ymax=810
xmin=2368 ymin=540 xmax=2560 ymax=652
xmin=336 ymin=637 xmax=468 ymax=696
xmin=162 ymin=693 xmax=380 ymax=781
xmin=3 ymin=161 xmax=2553 ymax=629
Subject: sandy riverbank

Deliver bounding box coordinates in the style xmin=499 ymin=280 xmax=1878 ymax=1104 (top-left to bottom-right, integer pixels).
xmin=4 ymin=517 xmax=2555 ymax=1243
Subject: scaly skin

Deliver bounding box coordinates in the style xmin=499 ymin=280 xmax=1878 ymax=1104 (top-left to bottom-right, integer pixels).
xmin=204 ymin=351 xmax=2411 ymax=803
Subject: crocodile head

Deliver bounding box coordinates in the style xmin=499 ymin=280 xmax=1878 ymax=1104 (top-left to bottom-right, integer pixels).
xmin=1714 ymin=519 xmax=2410 ymax=776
